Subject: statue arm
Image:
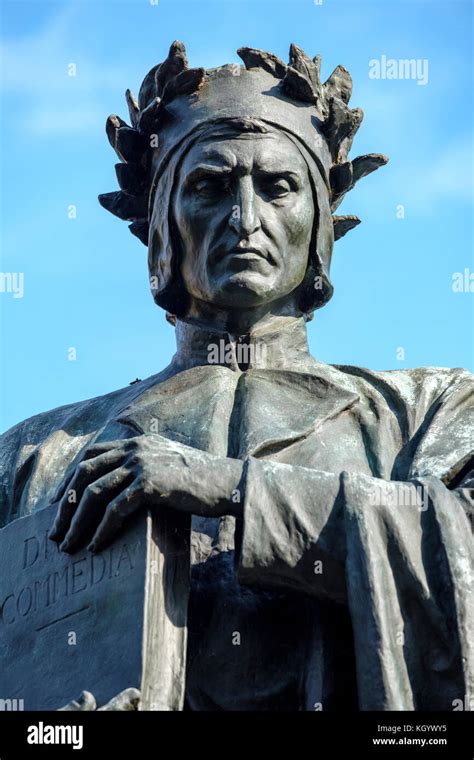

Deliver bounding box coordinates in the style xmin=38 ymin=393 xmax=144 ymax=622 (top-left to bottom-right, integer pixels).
xmin=236 ymin=459 xmax=473 ymax=601
xmin=237 ymin=368 xmax=473 ymax=600
xmin=235 ymin=372 xmax=473 ymax=709
xmin=236 ymin=462 xmax=473 ymax=709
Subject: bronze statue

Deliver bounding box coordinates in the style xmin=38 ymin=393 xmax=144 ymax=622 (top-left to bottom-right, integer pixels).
xmin=1 ymin=41 xmax=472 ymax=711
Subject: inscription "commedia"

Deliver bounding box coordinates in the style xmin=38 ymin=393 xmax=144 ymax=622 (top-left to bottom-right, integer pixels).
xmin=0 ymin=533 xmax=141 ymax=626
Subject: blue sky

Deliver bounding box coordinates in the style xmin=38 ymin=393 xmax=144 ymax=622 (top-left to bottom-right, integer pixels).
xmin=1 ymin=0 xmax=473 ymax=432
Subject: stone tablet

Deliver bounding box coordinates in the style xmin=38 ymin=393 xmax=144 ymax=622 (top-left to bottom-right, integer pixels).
xmin=0 ymin=504 xmax=190 ymax=711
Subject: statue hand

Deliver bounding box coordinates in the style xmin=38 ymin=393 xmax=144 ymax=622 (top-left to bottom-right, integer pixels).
xmin=58 ymin=688 xmax=140 ymax=711
xmin=48 ymin=435 xmax=243 ymax=553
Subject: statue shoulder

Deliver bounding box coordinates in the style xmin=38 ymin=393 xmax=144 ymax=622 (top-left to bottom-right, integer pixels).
xmin=0 ymin=364 xmax=178 ymax=448
xmin=332 ymin=363 xmax=472 ymax=400
xmin=0 ymin=385 xmax=134 ymax=450
xmin=0 ymin=374 xmax=169 ymax=525
xmin=328 ymin=364 xmax=473 ymax=436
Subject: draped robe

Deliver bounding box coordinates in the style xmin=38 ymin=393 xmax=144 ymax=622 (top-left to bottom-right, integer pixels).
xmin=0 ymin=316 xmax=472 ymax=710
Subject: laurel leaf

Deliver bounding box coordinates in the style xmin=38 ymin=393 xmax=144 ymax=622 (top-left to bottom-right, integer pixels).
xmin=98 ymin=191 xmax=147 ymax=221
xmin=329 ymin=161 xmax=354 ymax=211
xmin=155 ymin=40 xmax=189 ymax=98
xmin=333 ymin=214 xmax=361 ymax=240
xmin=115 ymin=163 xmax=147 ymax=196
xmin=138 ymin=97 xmax=162 ymax=136
xmin=237 ymin=47 xmax=287 ymax=78
xmin=125 ymin=89 xmax=140 ymax=128
xmin=161 ymin=68 xmax=206 ymax=102
xmin=324 ymin=65 xmax=352 ymax=104
xmin=352 ymin=153 xmax=389 ymax=183
xmin=282 ymin=66 xmax=316 ymax=103
xmin=323 ymin=99 xmax=363 ymax=162
xmin=129 ymin=219 xmax=149 ymax=245
xmin=289 ymin=43 xmax=321 ymax=94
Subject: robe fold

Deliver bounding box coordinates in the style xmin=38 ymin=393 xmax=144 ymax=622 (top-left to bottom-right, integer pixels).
xmin=0 ymin=316 xmax=472 ymax=710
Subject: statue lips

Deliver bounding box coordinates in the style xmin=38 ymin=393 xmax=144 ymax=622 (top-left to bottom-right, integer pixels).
xmin=215 ymin=245 xmax=275 ymax=273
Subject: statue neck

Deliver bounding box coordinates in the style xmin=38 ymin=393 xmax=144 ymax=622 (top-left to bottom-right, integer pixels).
xmin=172 ymin=313 xmax=317 ymax=373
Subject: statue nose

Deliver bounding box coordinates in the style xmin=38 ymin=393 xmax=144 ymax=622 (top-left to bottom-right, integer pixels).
xmin=228 ymin=176 xmax=261 ymax=237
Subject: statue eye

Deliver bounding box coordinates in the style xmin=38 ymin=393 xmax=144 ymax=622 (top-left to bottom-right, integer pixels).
xmin=261 ymin=177 xmax=293 ymax=199
xmin=192 ymin=177 xmax=228 ymax=198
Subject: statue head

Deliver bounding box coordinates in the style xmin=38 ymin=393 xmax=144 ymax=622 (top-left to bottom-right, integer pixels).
xmin=99 ymin=42 xmax=387 ymax=322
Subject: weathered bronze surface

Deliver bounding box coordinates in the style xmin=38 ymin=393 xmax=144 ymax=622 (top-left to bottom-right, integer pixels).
xmin=0 ymin=42 xmax=472 ymax=711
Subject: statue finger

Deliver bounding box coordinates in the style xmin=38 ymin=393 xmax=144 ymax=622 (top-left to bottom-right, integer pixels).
xmin=49 ymin=450 xmax=128 ymax=543
xmin=88 ymin=484 xmax=143 ymax=553
xmin=51 ymin=444 xmax=123 ymax=503
xmin=57 ymin=690 xmax=97 ymax=711
xmin=97 ymin=688 xmax=140 ymax=711
xmin=60 ymin=467 xmax=134 ymax=553
xmin=80 ymin=438 xmax=141 ymax=459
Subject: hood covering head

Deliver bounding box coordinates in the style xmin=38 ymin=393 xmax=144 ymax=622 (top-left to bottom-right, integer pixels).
xmin=99 ymin=41 xmax=388 ymax=318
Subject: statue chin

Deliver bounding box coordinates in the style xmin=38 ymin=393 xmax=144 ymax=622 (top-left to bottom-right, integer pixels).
xmin=215 ymin=283 xmax=277 ymax=310
xmin=202 ymin=268 xmax=297 ymax=312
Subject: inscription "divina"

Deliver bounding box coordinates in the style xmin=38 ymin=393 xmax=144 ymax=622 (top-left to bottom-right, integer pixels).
xmin=0 ymin=532 xmax=141 ymax=626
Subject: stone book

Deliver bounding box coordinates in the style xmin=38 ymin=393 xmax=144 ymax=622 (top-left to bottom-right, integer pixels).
xmin=0 ymin=504 xmax=190 ymax=711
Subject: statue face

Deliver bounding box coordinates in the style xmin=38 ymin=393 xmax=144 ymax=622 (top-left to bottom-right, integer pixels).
xmin=171 ymin=132 xmax=315 ymax=311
